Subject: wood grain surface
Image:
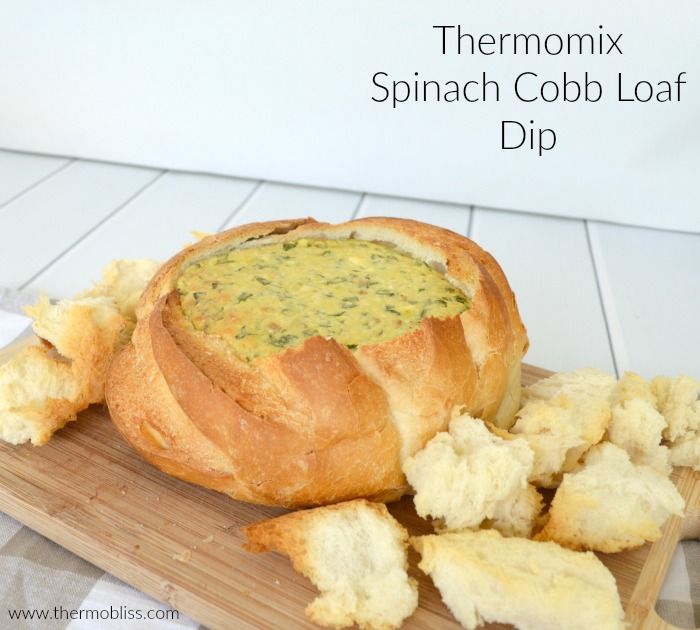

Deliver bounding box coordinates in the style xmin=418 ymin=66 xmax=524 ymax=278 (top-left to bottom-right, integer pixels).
xmin=0 ymin=349 xmax=696 ymax=629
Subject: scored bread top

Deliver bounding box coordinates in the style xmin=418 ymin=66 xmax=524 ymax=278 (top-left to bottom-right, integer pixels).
xmin=106 ymin=217 xmax=528 ymax=507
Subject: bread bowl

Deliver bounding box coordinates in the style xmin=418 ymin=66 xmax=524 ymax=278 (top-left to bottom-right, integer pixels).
xmin=105 ymin=217 xmax=528 ymax=507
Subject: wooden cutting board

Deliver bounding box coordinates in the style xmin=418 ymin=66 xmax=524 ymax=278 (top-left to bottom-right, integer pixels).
xmin=0 ymin=342 xmax=698 ymax=629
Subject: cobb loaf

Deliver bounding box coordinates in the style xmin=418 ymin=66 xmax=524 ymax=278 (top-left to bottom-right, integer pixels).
xmin=105 ymin=217 xmax=528 ymax=507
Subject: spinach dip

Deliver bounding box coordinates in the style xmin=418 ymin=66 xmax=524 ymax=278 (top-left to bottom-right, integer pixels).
xmin=176 ymin=238 xmax=469 ymax=361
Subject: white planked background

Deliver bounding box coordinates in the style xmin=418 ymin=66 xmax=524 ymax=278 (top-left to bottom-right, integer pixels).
xmin=0 ymin=148 xmax=699 ymax=627
xmin=2 ymin=2 xmax=699 ymax=233
xmin=3 ymin=148 xmax=697 ymax=377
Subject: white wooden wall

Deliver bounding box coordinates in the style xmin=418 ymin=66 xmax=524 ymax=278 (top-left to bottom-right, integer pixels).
xmin=2 ymin=2 xmax=699 ymax=232
xmin=1 ymin=149 xmax=698 ymax=379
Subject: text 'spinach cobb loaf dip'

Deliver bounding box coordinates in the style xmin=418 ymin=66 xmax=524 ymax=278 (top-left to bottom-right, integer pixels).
xmin=106 ymin=217 xmax=528 ymax=507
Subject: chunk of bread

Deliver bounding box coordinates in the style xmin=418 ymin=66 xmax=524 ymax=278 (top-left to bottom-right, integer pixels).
xmin=609 ymin=399 xmax=671 ymax=474
xmin=536 ymin=442 xmax=685 ymax=552
xmin=512 ymin=368 xmax=614 ymax=488
xmin=243 ymin=500 xmax=418 ymax=629
xmin=651 ymin=375 xmax=700 ymax=442
xmin=0 ymin=259 xmax=159 ymax=446
xmin=0 ymin=297 xmax=125 ymax=445
xmin=522 ymin=367 xmax=616 ymax=404
xmin=489 ymin=484 xmax=544 ymax=538
xmin=608 ymin=374 xmax=670 ymax=474
xmin=0 ymin=345 xmax=80 ymax=445
xmin=610 ymin=371 xmax=657 ymax=407
xmin=669 ymin=432 xmax=700 ymax=471
xmin=25 ymin=296 xmax=126 ymax=402
xmin=79 ymin=258 xmax=160 ymax=342
xmin=403 ymin=414 xmax=540 ymax=536
xmin=412 ymin=529 xmax=624 ymax=630
xmin=511 ymin=394 xmax=610 ymax=488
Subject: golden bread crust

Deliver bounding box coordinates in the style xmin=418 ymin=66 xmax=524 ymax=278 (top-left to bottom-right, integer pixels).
xmin=242 ymin=498 xmax=395 ymax=556
xmin=106 ymin=217 xmax=528 ymax=507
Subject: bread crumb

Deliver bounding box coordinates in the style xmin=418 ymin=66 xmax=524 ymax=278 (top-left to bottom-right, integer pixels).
xmin=172 ymin=549 xmax=192 ymax=563
xmin=191 ymin=230 xmax=213 ymax=242
xmin=202 ymin=534 xmax=214 ymax=543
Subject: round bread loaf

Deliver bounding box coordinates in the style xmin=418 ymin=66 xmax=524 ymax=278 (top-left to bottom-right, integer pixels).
xmin=106 ymin=217 xmax=528 ymax=507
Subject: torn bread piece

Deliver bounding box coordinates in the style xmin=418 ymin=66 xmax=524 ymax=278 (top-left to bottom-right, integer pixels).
xmin=413 ymin=529 xmax=624 ymax=630
xmin=243 ymin=500 xmax=418 ymax=629
xmin=650 ymin=375 xmax=700 ymax=470
xmin=1 ymin=297 xmax=125 ymax=445
xmin=79 ymin=258 xmax=160 ymax=343
xmin=669 ymin=432 xmax=700 ymax=471
xmin=510 ymin=368 xmax=615 ymax=487
xmin=489 ymin=484 xmax=543 ymax=538
xmin=79 ymin=258 xmax=160 ymax=319
xmin=608 ymin=372 xmax=670 ymax=474
xmin=0 ymin=345 xmax=80 ymax=445
xmin=403 ymin=414 xmax=541 ymax=537
xmin=25 ymin=296 xmax=125 ymax=403
xmin=511 ymin=393 xmax=610 ymax=488
xmin=610 ymin=370 xmax=657 ymax=407
xmin=522 ymin=367 xmax=616 ymax=404
xmin=0 ymin=259 xmax=159 ymax=446
xmin=536 ymin=442 xmax=685 ymax=552
xmin=652 ymin=375 xmax=700 ymax=443
xmin=511 ymin=369 xmax=614 ymax=488
xmin=608 ymin=398 xmax=671 ymax=474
